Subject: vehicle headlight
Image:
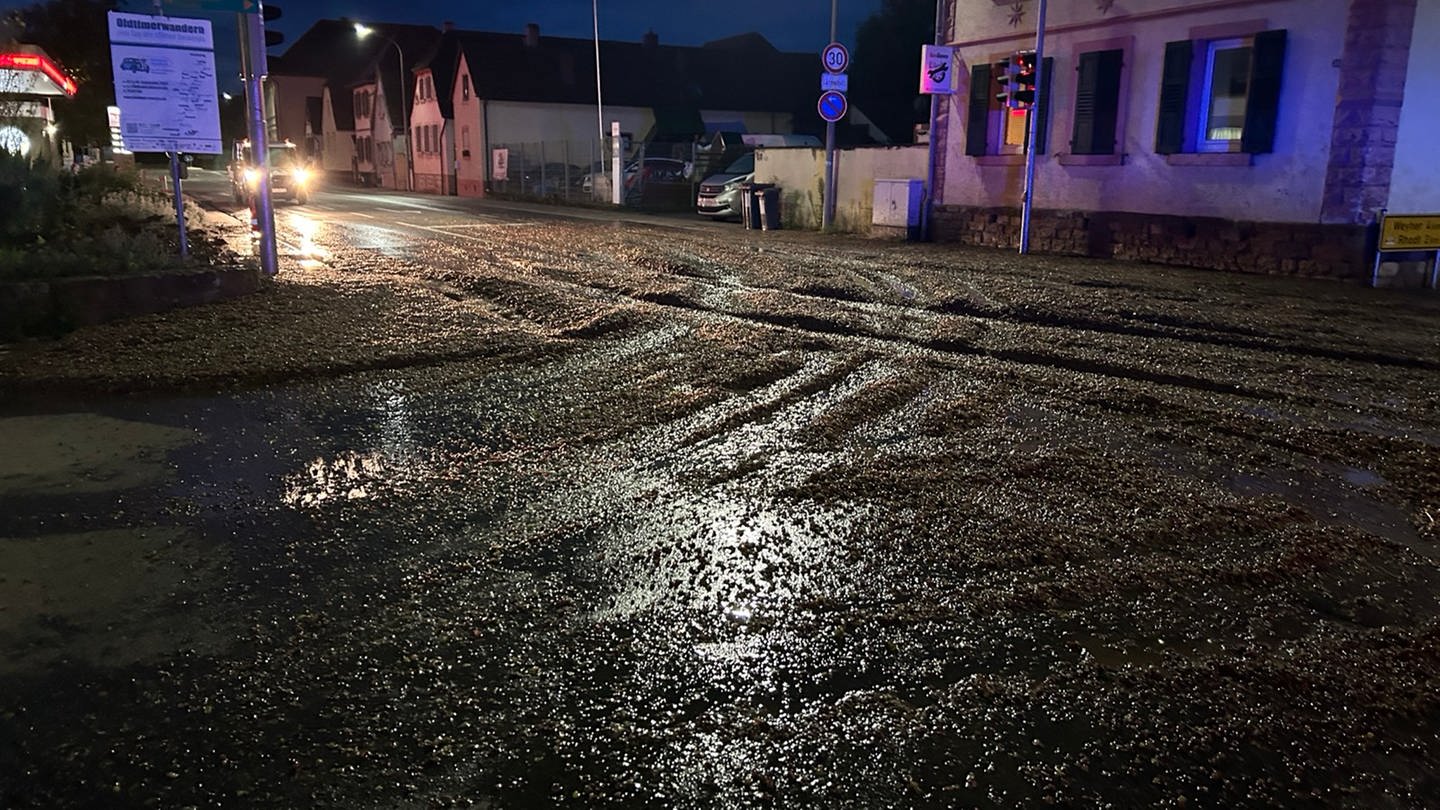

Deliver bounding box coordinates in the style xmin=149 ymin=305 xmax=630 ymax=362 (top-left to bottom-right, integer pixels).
xmin=724 ymin=178 xmax=745 ymax=189
xmin=293 ymin=167 xmax=311 ymax=185
xmin=243 ymin=167 xmax=260 ymax=185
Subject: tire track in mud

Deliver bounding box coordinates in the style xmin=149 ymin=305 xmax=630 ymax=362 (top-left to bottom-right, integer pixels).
xmin=279 ymin=215 xmax=1427 ymax=410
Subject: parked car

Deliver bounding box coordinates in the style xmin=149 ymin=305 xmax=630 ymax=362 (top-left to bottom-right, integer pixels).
xmin=230 ymin=139 xmax=316 ymax=205
xmin=695 ymin=152 xmax=755 ymax=220
xmin=584 ymin=157 xmax=688 ymax=200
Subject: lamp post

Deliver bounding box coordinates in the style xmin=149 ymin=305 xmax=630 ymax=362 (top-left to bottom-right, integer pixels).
xmin=355 ymin=23 xmax=411 ymax=192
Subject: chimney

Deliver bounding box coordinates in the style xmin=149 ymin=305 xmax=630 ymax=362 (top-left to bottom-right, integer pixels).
xmin=642 ymin=30 xmax=658 ymax=50
xmin=524 ymin=23 xmax=540 ymax=47
xmin=443 ymin=20 xmax=455 ymax=32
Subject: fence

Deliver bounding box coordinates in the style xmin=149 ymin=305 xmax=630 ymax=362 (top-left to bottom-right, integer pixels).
xmin=488 ymin=138 xmax=699 ymax=211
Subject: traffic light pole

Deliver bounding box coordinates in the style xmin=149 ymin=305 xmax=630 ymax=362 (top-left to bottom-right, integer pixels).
xmin=1018 ymin=0 xmax=1046 ymax=255
xmin=240 ymin=7 xmax=278 ymax=276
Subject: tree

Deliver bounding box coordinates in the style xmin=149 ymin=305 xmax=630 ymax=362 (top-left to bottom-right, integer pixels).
xmin=4 ymin=0 xmax=118 ymax=148
xmin=848 ymin=0 xmax=935 ymax=144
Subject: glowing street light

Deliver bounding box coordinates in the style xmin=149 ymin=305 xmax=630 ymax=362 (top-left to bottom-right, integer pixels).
xmin=354 ymin=22 xmax=411 ymax=191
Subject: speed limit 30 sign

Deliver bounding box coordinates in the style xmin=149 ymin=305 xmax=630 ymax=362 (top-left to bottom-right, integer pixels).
xmin=822 ymin=41 xmax=849 ymax=73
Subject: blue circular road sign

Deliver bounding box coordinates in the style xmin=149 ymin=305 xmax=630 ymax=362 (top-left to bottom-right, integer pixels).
xmin=817 ymin=90 xmax=848 ymax=123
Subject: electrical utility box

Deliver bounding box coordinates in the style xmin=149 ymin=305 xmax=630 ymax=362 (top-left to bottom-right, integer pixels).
xmin=872 ymin=178 xmax=926 ymax=240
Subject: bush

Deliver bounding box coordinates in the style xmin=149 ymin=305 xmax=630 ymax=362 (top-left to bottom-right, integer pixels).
xmin=0 ymin=153 xmax=241 ymax=280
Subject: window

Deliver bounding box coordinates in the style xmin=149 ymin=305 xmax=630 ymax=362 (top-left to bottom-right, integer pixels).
xmin=461 ymin=75 xmax=470 ymax=101
xmin=1200 ymin=39 xmax=1250 ymax=149
xmin=1070 ymin=49 xmax=1123 ymax=155
xmin=461 ymin=126 xmax=471 ymax=158
xmin=964 ymin=57 xmax=1053 ymax=158
xmin=1155 ymin=29 xmax=1286 ymax=155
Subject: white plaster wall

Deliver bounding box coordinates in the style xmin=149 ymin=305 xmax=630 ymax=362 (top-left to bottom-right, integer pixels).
xmin=1389 ymin=0 xmax=1440 ymax=213
xmin=320 ymin=89 xmax=354 ymax=175
xmin=410 ymin=79 xmax=447 ymax=185
xmin=485 ymin=101 xmax=653 ymax=152
xmin=758 ymin=145 xmax=929 ymax=232
xmin=453 ymin=55 xmax=485 ymax=194
xmin=943 ymin=0 xmax=1347 ymax=223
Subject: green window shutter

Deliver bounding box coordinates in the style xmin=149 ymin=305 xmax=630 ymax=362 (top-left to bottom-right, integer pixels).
xmin=1155 ymin=40 xmax=1193 ymax=154
xmin=1241 ymin=29 xmax=1287 ymax=154
xmin=1070 ymin=49 xmax=1123 ymax=154
xmin=1029 ymin=56 xmax=1056 ymax=154
xmin=966 ymin=63 xmax=992 ymax=157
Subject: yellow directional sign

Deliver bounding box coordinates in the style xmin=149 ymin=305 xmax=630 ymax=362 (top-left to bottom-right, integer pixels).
xmin=1379 ymin=213 xmax=1440 ymax=251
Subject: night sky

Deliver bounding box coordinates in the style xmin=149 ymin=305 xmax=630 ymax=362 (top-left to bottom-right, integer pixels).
xmin=4 ymin=0 xmax=884 ymax=92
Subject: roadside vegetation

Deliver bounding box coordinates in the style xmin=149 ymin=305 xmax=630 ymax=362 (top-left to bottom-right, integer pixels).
xmin=0 ymin=152 xmax=240 ymax=280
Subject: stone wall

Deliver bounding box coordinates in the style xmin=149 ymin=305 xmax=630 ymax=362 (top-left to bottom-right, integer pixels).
xmin=931 ymin=206 xmax=1373 ymax=281
xmin=1321 ymin=0 xmax=1418 ymax=224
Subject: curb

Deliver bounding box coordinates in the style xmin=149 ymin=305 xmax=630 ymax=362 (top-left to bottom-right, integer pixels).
xmin=0 ymin=265 xmax=265 ymax=341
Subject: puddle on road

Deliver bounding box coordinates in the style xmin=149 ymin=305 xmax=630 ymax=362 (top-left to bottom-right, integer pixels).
xmin=0 ymin=413 xmax=199 ymax=497
xmin=0 ymin=526 xmax=229 ymax=673
xmin=1226 ymin=466 xmax=1430 ymax=560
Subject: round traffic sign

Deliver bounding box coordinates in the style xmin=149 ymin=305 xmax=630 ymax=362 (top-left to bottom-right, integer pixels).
xmin=817 ymin=90 xmax=848 ymax=123
xmin=822 ymin=41 xmax=849 ymax=73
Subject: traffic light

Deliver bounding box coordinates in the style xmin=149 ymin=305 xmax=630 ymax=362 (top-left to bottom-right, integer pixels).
xmin=994 ymin=51 xmax=1037 ymax=109
xmin=263 ymin=4 xmax=283 ymax=47
xmin=1011 ymin=51 xmax=1038 ymax=109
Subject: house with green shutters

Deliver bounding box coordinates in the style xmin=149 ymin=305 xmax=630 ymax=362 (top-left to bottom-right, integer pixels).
xmin=932 ymin=0 xmax=1439 ymax=282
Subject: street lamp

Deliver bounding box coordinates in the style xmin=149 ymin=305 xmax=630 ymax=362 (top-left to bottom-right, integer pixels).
xmin=354 ymin=23 xmax=411 ymax=192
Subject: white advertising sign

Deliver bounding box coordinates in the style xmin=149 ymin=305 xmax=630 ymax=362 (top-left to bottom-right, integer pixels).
xmin=492 ymin=148 xmax=509 ymax=180
xmin=107 ymin=12 xmax=222 ymax=154
xmin=110 ymin=43 xmax=223 ymax=153
xmin=920 ymin=44 xmax=956 ymax=95
xmin=108 ymin=11 xmax=214 ymax=49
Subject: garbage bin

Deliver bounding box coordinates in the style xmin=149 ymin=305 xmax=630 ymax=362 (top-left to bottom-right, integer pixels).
xmin=742 ymin=183 xmax=774 ymax=230
xmin=757 ymin=187 xmax=781 ymax=230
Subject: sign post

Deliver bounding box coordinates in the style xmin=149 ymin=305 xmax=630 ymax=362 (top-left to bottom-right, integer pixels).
xmin=108 ymin=10 xmax=224 ymax=260
xmin=1373 ymin=211 xmax=1440 ymax=288
xmin=820 ymin=30 xmax=847 ymax=231
xmin=919 ymin=16 xmax=956 ymax=242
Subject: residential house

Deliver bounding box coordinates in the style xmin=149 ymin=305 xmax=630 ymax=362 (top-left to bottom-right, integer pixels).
xmin=268 ymin=20 xmax=439 ymax=184
xmin=429 ymin=24 xmax=818 ymax=197
xmin=932 ymin=0 xmax=1439 ymax=281
xmin=410 ymin=25 xmax=460 ymax=194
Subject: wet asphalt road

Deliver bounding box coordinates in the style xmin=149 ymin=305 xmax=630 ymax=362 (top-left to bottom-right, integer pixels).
xmin=2 ymin=176 xmax=1439 ymax=808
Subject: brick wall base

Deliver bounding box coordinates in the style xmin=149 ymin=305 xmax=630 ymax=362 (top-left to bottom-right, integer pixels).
xmin=931 ymin=206 xmax=1374 ymax=281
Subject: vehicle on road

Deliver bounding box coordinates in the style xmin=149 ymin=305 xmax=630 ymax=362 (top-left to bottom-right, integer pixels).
xmin=695 ymin=152 xmax=755 ymax=220
xmin=230 ymin=139 xmax=315 ymax=205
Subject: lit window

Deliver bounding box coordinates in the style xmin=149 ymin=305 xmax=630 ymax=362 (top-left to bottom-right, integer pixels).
xmin=1155 ymin=30 xmax=1286 ymax=156
xmin=1200 ymin=39 xmax=1251 ymax=150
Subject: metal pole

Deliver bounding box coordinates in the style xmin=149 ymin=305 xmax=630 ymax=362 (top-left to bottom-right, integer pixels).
xmin=393 ymin=39 xmax=410 ymax=192
xmin=1019 ymin=0 xmax=1047 ymax=254
xmin=241 ymin=9 xmax=277 ymax=276
xmin=169 ymin=151 xmax=189 ymax=259
xmin=821 ymin=0 xmax=838 ymax=231
xmin=593 ymin=0 xmax=605 ymax=188
xmin=922 ymin=0 xmax=945 ymax=242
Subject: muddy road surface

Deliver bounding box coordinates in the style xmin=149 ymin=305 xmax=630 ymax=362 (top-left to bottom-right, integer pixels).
xmin=2 ymin=203 xmax=1439 ymax=808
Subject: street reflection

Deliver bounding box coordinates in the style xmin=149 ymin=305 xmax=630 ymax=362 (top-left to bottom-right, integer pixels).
xmin=284 ymin=211 xmax=330 ymax=270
